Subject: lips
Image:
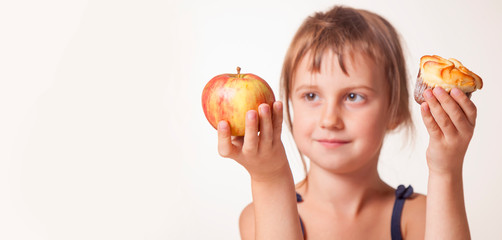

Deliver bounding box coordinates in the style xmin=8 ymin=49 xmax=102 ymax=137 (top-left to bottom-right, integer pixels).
xmin=317 ymin=139 xmax=350 ymax=148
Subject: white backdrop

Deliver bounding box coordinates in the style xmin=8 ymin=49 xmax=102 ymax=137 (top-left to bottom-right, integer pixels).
xmin=1 ymin=0 xmax=501 ymax=239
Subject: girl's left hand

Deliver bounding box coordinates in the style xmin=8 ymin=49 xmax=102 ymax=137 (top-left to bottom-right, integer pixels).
xmin=420 ymin=87 xmax=477 ymax=175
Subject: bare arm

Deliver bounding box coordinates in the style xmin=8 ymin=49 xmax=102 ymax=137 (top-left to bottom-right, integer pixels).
xmin=250 ymin=168 xmax=301 ymax=240
xmin=239 ymin=169 xmax=302 ymax=240
xmin=420 ymin=87 xmax=474 ymax=240
xmin=218 ymin=102 xmax=303 ymax=240
xmin=426 ymin=171 xmax=469 ymax=239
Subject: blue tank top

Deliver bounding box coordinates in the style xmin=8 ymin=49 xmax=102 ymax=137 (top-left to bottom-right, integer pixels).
xmin=296 ymin=184 xmax=413 ymax=240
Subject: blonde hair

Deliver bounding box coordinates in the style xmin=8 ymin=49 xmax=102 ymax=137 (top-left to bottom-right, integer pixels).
xmin=280 ymin=6 xmax=413 ymax=185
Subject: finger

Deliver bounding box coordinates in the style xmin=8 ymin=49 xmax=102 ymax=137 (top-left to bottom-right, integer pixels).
xmin=450 ymin=88 xmax=477 ymax=127
xmin=217 ymin=121 xmax=238 ymax=158
xmin=424 ymin=88 xmax=457 ymax=136
xmin=272 ymin=101 xmax=283 ymax=143
xmin=432 ymin=87 xmax=466 ymax=134
xmin=258 ymin=104 xmax=273 ymax=148
xmin=242 ymin=110 xmax=259 ymax=154
xmin=420 ymin=102 xmax=443 ymax=139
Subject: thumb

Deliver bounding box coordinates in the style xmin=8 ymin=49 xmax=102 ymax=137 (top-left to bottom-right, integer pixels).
xmin=217 ymin=121 xmax=238 ymax=158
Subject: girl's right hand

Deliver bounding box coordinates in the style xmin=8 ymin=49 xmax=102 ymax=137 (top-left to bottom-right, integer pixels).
xmin=217 ymin=101 xmax=290 ymax=182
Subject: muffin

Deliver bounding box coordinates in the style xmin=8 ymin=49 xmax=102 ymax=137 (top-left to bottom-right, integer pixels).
xmin=414 ymin=55 xmax=483 ymax=104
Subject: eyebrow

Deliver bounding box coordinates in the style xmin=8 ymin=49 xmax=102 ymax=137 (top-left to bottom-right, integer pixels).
xmin=291 ymin=84 xmax=319 ymax=93
xmin=293 ymin=83 xmax=377 ymax=93
xmin=345 ymin=85 xmax=377 ymax=93
xmin=293 ymin=84 xmax=319 ymax=93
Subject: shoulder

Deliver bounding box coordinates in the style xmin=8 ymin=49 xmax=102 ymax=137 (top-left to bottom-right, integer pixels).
xmin=239 ymin=202 xmax=255 ymax=240
xmin=402 ymin=192 xmax=426 ymax=240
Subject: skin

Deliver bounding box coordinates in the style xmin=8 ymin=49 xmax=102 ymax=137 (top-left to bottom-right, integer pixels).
xmin=286 ymin=51 xmax=426 ymax=240
xmin=217 ymin=50 xmax=474 ymax=239
xmin=421 ymin=87 xmax=474 ymax=240
xmin=218 ymin=102 xmax=303 ymax=240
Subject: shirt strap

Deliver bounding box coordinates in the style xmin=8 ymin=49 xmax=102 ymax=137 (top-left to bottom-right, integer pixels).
xmin=391 ymin=185 xmax=414 ymax=240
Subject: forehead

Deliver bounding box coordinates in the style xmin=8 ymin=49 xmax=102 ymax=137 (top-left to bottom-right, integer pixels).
xmin=292 ymin=49 xmax=386 ymax=90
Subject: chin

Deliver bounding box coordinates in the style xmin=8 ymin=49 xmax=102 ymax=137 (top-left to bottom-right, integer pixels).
xmin=307 ymin=150 xmax=379 ymax=175
xmin=309 ymin=156 xmax=366 ymax=174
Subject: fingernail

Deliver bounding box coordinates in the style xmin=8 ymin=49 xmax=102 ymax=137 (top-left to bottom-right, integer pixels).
xmin=260 ymin=104 xmax=269 ymax=114
xmin=275 ymin=101 xmax=283 ymax=111
xmin=433 ymin=87 xmax=446 ymax=96
xmin=218 ymin=121 xmax=228 ymax=130
xmin=451 ymin=88 xmax=462 ymax=97
xmin=424 ymin=89 xmax=433 ymax=99
xmin=247 ymin=111 xmax=257 ymax=120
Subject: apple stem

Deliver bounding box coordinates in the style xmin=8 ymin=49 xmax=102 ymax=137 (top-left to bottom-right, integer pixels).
xmin=237 ymin=66 xmax=241 ymax=77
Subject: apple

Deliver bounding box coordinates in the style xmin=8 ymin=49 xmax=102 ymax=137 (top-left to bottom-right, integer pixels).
xmin=201 ymin=67 xmax=276 ymax=136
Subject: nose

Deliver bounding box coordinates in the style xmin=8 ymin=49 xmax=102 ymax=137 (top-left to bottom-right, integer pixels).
xmin=320 ymin=102 xmax=344 ymax=130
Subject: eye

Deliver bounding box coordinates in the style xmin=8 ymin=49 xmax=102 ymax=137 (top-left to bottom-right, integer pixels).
xmin=346 ymin=93 xmax=365 ymax=103
xmin=304 ymin=92 xmax=319 ymax=102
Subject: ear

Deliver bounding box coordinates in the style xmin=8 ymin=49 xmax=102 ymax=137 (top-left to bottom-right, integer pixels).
xmin=387 ymin=115 xmax=400 ymax=131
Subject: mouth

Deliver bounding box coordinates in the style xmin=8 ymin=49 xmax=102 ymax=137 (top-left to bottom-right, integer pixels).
xmin=316 ymin=139 xmax=350 ymax=148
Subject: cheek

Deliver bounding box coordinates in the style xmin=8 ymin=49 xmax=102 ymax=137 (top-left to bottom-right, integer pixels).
xmin=292 ymin=123 xmax=312 ymax=159
xmin=352 ymin=112 xmax=389 ymax=144
xmin=292 ymin=115 xmax=309 ymax=138
xmin=291 ymin=107 xmax=314 ymax=147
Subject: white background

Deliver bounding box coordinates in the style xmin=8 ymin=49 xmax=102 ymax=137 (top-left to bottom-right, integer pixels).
xmin=1 ymin=0 xmax=501 ymax=239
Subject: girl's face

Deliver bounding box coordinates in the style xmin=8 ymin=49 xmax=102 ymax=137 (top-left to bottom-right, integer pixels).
xmin=290 ymin=50 xmax=392 ymax=174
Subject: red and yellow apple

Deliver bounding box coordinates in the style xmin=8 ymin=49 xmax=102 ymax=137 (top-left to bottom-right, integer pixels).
xmin=201 ymin=67 xmax=276 ymax=136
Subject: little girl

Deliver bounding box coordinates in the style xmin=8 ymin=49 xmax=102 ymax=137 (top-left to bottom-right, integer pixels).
xmin=217 ymin=6 xmax=474 ymax=240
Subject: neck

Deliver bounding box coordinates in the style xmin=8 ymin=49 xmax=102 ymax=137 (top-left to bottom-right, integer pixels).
xmin=299 ymin=156 xmax=391 ymax=217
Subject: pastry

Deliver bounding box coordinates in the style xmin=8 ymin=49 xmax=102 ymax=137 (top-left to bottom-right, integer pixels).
xmin=414 ymin=55 xmax=483 ymax=104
